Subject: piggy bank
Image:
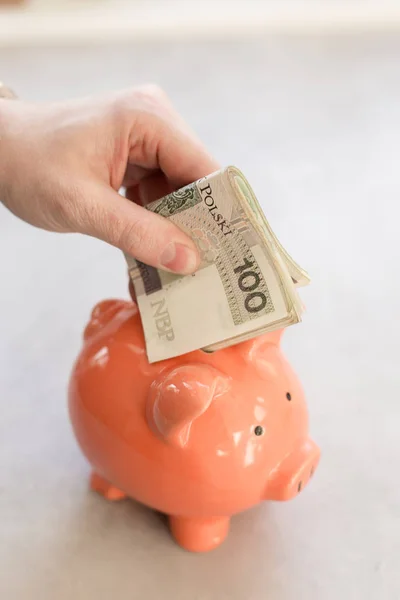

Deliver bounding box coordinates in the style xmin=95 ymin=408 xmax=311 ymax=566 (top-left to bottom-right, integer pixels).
xmin=68 ymin=298 xmax=320 ymax=552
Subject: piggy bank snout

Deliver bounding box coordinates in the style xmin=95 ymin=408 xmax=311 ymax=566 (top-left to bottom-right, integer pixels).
xmin=267 ymin=439 xmax=320 ymax=502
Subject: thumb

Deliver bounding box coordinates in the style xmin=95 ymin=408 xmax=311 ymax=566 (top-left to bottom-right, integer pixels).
xmin=78 ymin=183 xmax=200 ymax=274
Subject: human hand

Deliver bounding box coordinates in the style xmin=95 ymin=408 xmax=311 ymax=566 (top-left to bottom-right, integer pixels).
xmin=0 ymin=85 xmax=219 ymax=273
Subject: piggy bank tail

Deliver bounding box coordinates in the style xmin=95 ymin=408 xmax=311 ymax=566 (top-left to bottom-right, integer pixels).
xmin=83 ymin=299 xmax=131 ymax=341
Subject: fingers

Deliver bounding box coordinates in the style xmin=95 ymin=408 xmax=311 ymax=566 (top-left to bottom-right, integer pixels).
xmin=139 ymin=171 xmax=172 ymax=205
xmin=78 ymin=183 xmax=200 ymax=274
xmin=126 ymin=172 xmax=172 ymax=207
xmin=122 ymin=163 xmax=155 ymax=188
xmin=156 ymin=120 xmax=220 ymax=189
xmin=71 ymin=86 xmax=218 ymax=274
xmin=121 ymin=85 xmax=220 ymax=188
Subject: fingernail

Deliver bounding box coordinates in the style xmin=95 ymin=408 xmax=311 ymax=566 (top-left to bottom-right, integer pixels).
xmin=160 ymin=242 xmax=199 ymax=274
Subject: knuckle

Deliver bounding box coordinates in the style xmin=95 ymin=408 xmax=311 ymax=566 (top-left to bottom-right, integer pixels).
xmin=133 ymin=84 xmax=170 ymax=115
xmin=109 ymin=94 xmax=129 ymax=127
xmin=136 ymin=83 xmax=167 ymax=102
xmin=112 ymin=84 xmax=171 ymax=127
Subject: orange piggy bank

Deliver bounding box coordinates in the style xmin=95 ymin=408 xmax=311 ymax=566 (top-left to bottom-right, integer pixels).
xmin=68 ymin=298 xmax=320 ymax=552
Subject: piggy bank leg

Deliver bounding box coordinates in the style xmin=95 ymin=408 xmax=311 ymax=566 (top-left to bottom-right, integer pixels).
xmin=90 ymin=472 xmax=127 ymax=501
xmin=169 ymin=516 xmax=230 ymax=552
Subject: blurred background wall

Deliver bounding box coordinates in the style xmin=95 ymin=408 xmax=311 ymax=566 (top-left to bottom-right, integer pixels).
xmin=2 ymin=0 xmax=400 ymax=46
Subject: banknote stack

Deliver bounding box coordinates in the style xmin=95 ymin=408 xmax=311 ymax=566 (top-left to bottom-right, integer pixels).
xmin=125 ymin=166 xmax=310 ymax=363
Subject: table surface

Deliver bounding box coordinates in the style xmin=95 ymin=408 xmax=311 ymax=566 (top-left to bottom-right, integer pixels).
xmin=0 ymin=34 xmax=399 ymax=600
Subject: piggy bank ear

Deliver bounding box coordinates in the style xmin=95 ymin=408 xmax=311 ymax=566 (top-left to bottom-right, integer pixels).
xmin=84 ymin=299 xmax=130 ymax=340
xmin=238 ymin=329 xmax=285 ymax=378
xmin=264 ymin=329 xmax=284 ymax=346
xmin=147 ymin=364 xmax=230 ymax=448
xmin=239 ymin=329 xmax=284 ymax=360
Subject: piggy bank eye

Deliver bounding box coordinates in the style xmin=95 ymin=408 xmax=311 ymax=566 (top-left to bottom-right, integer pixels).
xmin=286 ymin=392 xmax=292 ymax=401
xmin=254 ymin=425 xmax=264 ymax=436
